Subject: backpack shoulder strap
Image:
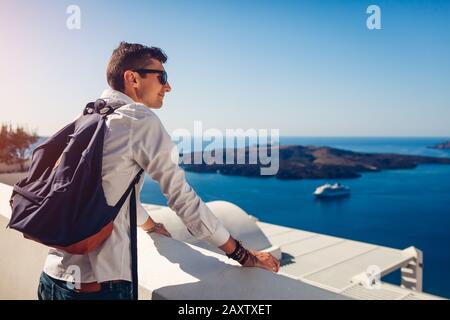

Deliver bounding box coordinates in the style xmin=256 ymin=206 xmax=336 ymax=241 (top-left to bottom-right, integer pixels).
xmin=128 ymin=169 xmax=144 ymax=300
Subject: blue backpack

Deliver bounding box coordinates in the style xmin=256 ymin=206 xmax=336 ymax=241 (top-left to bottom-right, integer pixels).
xmin=8 ymin=99 xmax=143 ymax=299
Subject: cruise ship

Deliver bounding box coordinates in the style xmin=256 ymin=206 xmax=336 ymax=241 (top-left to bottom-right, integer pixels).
xmin=314 ymin=182 xmax=351 ymax=198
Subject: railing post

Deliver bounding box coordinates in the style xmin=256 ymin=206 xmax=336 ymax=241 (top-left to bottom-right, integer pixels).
xmin=401 ymin=247 xmax=423 ymax=292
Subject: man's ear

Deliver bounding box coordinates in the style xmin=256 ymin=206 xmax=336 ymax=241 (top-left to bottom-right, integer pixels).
xmin=124 ymin=70 xmax=139 ymax=88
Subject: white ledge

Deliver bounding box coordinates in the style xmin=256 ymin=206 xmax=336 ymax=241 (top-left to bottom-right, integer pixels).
xmin=0 ymin=182 xmax=347 ymax=300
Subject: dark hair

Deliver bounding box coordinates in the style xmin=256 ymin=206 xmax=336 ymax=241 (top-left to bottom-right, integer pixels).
xmin=106 ymin=42 xmax=167 ymax=92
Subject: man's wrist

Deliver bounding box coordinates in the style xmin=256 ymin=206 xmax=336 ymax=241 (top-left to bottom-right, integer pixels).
xmin=219 ymin=236 xmax=238 ymax=255
xmin=226 ymin=240 xmax=250 ymax=265
xmin=140 ymin=217 xmax=156 ymax=231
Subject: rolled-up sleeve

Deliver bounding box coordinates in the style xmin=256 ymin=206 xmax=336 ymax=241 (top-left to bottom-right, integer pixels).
xmin=130 ymin=108 xmax=230 ymax=247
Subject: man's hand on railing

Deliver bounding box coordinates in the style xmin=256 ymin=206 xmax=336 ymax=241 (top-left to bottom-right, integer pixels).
xmin=242 ymin=250 xmax=280 ymax=273
xmin=147 ymin=222 xmax=172 ymax=237
xmin=141 ymin=217 xmax=172 ymax=237
xmin=220 ymin=237 xmax=280 ymax=273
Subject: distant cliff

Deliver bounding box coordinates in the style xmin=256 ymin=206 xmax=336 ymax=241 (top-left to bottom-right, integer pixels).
xmin=181 ymin=145 xmax=450 ymax=180
xmin=429 ymin=141 xmax=450 ymax=150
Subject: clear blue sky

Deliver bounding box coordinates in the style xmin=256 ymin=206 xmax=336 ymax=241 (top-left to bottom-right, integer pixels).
xmin=1 ymin=0 xmax=449 ymax=137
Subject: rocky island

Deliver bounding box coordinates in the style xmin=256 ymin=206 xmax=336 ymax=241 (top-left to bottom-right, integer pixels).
xmin=429 ymin=141 xmax=450 ymax=150
xmin=180 ymin=145 xmax=450 ymax=180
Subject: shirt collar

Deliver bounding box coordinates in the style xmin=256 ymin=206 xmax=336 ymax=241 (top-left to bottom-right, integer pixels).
xmin=100 ymin=88 xmax=135 ymax=108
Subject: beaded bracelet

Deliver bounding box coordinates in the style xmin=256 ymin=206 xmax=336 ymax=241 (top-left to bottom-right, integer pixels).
xmin=226 ymin=240 xmax=250 ymax=265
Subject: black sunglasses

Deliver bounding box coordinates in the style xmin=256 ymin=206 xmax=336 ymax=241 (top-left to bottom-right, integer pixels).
xmin=132 ymin=69 xmax=168 ymax=85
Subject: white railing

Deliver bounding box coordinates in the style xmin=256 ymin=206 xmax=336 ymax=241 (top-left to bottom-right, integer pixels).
xmin=0 ymin=182 xmax=347 ymax=300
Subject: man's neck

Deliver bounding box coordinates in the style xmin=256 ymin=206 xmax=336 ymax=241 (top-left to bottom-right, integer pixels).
xmin=123 ymin=89 xmax=139 ymax=103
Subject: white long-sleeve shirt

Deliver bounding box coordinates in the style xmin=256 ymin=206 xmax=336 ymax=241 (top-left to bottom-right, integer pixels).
xmin=44 ymin=88 xmax=230 ymax=283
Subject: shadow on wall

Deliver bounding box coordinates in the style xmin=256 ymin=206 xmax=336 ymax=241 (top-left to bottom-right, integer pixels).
xmin=148 ymin=233 xmax=347 ymax=300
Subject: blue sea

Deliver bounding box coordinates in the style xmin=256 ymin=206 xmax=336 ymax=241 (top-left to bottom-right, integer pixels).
xmin=140 ymin=137 xmax=450 ymax=298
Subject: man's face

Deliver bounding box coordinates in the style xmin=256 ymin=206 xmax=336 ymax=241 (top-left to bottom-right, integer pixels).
xmin=134 ymin=59 xmax=171 ymax=109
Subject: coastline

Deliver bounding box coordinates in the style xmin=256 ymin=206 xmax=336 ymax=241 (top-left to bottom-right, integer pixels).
xmin=182 ymin=145 xmax=450 ymax=180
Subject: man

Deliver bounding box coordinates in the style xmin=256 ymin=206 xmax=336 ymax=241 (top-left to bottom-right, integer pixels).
xmin=38 ymin=42 xmax=280 ymax=300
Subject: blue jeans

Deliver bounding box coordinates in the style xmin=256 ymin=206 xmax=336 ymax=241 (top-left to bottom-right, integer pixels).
xmin=37 ymin=272 xmax=134 ymax=300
